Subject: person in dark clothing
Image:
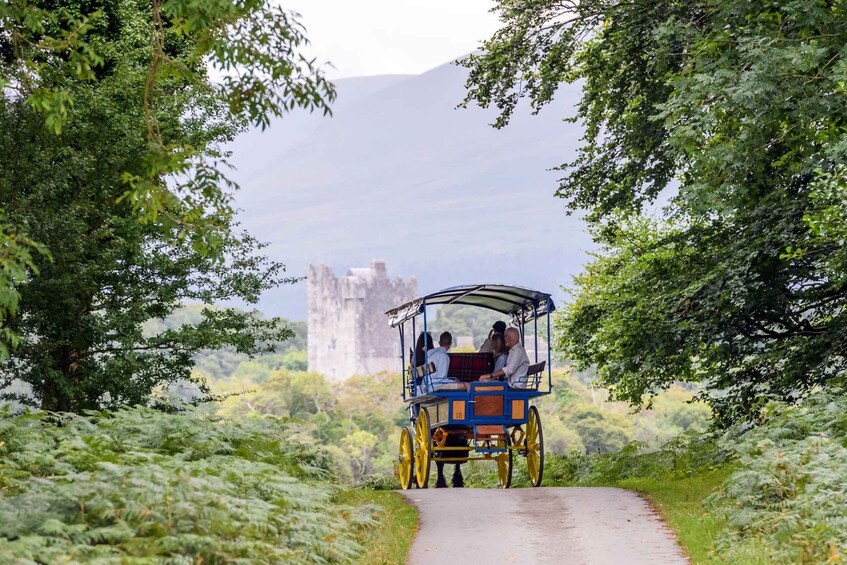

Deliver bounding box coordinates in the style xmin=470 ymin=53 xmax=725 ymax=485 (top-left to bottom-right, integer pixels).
xmin=479 ymin=320 xmax=508 ymax=353
xmin=411 ymin=331 xmax=434 ymax=368
xmin=410 ymin=332 xmax=434 ymax=394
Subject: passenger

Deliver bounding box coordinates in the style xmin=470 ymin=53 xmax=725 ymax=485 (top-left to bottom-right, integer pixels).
xmin=478 ymin=321 xmax=508 ymax=353
xmin=411 ymin=332 xmax=433 ymax=368
xmin=479 ymin=327 xmax=530 ymax=388
xmin=490 ymin=332 xmax=508 ymax=373
xmin=410 ymin=332 xmax=433 ymax=394
xmin=425 ymin=332 xmax=468 ymax=392
xmin=479 ymin=329 xmax=494 ymax=353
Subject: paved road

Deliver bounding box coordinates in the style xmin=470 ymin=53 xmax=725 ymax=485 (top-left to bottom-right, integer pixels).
xmin=402 ymin=487 xmax=689 ymax=565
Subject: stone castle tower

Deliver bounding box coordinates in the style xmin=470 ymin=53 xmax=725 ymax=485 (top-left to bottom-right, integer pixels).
xmin=307 ymin=260 xmax=417 ymax=380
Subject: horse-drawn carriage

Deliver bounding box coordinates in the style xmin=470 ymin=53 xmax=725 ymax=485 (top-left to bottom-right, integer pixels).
xmin=386 ymin=284 xmax=554 ymax=489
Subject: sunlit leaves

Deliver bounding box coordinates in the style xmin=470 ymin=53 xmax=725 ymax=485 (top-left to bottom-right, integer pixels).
xmin=2 ymin=0 xmax=334 ymax=257
xmin=25 ymin=88 xmax=73 ymax=134
xmin=1 ymin=5 xmax=104 ymax=131
xmin=130 ymin=0 xmax=334 ymax=245
xmin=160 ymin=0 xmax=335 ymax=127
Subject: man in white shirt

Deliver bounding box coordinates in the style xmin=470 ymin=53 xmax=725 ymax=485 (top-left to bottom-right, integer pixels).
xmin=479 ymin=327 xmax=530 ymax=388
xmin=425 ymin=332 xmax=467 ymax=392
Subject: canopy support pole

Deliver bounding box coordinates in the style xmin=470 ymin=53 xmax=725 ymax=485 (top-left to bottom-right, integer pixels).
xmin=547 ymin=300 xmax=553 ymax=391
xmin=399 ymin=323 xmax=406 ymax=400
xmin=533 ymin=304 xmax=538 ymax=363
xmin=519 ymin=308 xmax=525 ymax=345
xmin=411 ymin=316 xmax=417 ymax=397
xmin=422 ymin=299 xmax=433 ymax=393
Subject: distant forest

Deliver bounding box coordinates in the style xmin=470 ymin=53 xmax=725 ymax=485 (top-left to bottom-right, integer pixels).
xmin=148 ymin=305 xmax=308 ymax=381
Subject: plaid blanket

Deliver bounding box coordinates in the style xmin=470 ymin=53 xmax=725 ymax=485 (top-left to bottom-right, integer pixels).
xmin=448 ymin=353 xmax=494 ymax=382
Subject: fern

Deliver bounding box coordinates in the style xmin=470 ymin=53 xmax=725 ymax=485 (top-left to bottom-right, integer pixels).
xmin=0 ymin=407 xmax=373 ymax=563
xmin=710 ymin=389 xmax=847 ymax=563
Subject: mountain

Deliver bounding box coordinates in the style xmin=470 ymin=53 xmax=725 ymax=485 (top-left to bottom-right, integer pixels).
xmin=226 ymin=58 xmax=592 ymax=320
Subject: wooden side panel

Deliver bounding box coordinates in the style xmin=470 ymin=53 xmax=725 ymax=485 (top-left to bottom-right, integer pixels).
xmin=474 ymin=385 xmax=505 ymax=392
xmin=426 ymin=399 xmax=450 ymax=427
xmin=452 ymin=400 xmax=465 ymax=420
xmin=436 ymin=401 xmax=448 ymax=424
xmin=511 ymin=399 xmax=525 ymax=421
xmin=475 ymin=395 xmax=504 ymax=416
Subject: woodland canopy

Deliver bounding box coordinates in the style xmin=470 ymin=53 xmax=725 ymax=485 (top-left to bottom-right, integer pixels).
xmin=0 ymin=0 xmax=333 ymax=411
xmin=463 ymin=0 xmax=847 ymax=424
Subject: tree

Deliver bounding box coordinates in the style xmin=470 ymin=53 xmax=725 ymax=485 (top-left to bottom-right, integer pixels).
xmin=215 ymin=370 xmax=402 ymax=481
xmin=463 ymin=0 xmax=847 ymax=423
xmin=432 ymin=305 xmax=504 ymax=347
xmin=341 ymin=430 xmax=379 ymax=482
xmin=0 ymin=0 xmax=333 ymax=411
xmin=217 ymin=370 xmax=336 ymax=419
xmin=147 ymin=307 xmax=308 ymax=380
xmin=564 ymin=405 xmax=632 ymax=454
xmin=0 ymin=215 xmax=48 ymax=360
xmin=1 ymin=0 xmax=332 ymax=222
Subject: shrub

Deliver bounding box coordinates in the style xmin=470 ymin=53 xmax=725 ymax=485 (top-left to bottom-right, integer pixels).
xmin=710 ymin=389 xmax=847 ymax=563
xmin=536 ymin=430 xmax=729 ymax=488
xmin=357 ymin=474 xmax=400 ymax=491
xmin=0 ymin=407 xmax=372 ymax=563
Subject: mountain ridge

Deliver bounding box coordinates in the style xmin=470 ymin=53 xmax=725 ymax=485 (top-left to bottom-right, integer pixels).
xmin=226 ymin=56 xmax=592 ymax=320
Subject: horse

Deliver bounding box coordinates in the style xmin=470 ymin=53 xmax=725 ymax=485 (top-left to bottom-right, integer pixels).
xmin=434 ymin=432 xmax=468 ymax=488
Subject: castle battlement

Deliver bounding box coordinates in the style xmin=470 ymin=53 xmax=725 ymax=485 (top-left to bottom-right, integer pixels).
xmin=307 ymin=260 xmax=416 ymax=380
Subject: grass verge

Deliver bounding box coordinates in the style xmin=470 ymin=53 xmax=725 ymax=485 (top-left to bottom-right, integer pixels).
xmin=616 ymin=468 xmax=733 ymax=564
xmin=338 ymin=490 xmax=418 ymax=564
xmin=520 ymin=438 xmax=774 ymax=565
xmin=620 ymin=468 xmax=773 ymax=565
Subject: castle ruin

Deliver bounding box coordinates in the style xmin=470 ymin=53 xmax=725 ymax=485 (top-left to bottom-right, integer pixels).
xmin=307 ymin=260 xmax=417 ymax=380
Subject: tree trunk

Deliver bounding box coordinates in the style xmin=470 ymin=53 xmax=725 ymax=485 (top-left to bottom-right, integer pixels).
xmin=40 ymin=346 xmax=78 ymax=412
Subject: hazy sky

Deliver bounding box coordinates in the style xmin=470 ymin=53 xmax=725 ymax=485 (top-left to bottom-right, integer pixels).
xmin=281 ymin=0 xmax=501 ymax=78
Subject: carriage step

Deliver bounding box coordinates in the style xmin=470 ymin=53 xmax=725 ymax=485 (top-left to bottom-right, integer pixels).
xmin=473 ymin=425 xmax=507 ymax=450
xmin=475 ymin=425 xmax=506 ymax=437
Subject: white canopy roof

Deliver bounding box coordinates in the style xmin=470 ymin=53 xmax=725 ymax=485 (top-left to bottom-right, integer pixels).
xmin=385 ymin=284 xmax=555 ymax=328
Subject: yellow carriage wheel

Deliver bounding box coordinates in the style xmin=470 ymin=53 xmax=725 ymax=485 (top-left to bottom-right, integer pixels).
xmin=397 ymin=427 xmax=414 ymax=490
xmin=413 ymin=408 xmax=432 ymax=488
xmin=526 ymin=405 xmax=545 ymax=487
xmin=496 ymin=432 xmax=513 ymax=489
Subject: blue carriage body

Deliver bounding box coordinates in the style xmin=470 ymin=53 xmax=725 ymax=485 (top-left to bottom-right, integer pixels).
xmin=387 ymin=284 xmax=555 ymax=489
xmin=386 ymin=283 xmax=554 ymax=429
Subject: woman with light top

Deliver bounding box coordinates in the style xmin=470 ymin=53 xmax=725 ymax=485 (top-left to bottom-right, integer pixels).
xmin=490 ymin=332 xmax=508 ymax=373
xmin=478 ymin=320 xmax=507 ymax=353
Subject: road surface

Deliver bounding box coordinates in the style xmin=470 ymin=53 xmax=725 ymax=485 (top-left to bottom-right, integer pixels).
xmin=402 ymin=487 xmax=689 ymax=565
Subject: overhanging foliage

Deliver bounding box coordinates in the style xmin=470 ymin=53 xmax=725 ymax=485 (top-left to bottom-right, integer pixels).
xmin=463 ymin=0 xmax=847 ymax=422
xmin=0 ymin=0 xmax=332 ymax=411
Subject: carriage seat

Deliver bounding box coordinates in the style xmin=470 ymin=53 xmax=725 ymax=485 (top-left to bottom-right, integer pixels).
xmin=519 ymin=360 xmax=546 ymax=389
xmin=408 ymin=362 xmax=437 ymax=394
xmin=410 ymin=362 xmax=469 ymax=394
xmin=473 ymin=425 xmax=507 ymax=445
xmin=448 ymin=352 xmax=494 ymax=382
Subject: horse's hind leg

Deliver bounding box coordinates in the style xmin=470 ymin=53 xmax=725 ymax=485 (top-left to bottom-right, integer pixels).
xmin=452 ymin=463 xmax=464 ymax=488
xmin=435 ymin=462 xmax=447 ymax=488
